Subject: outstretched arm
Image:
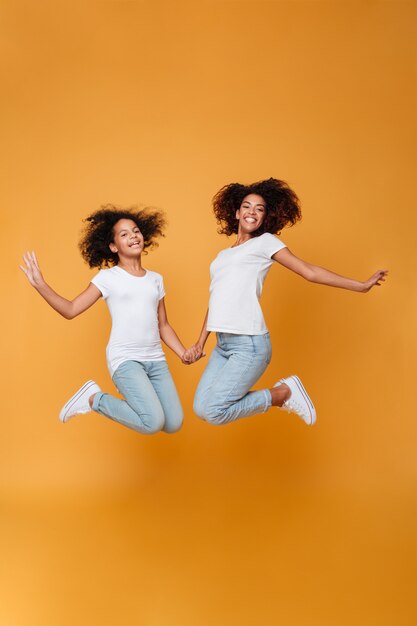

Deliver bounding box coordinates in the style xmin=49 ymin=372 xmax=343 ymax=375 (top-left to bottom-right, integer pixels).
xmin=273 ymin=248 xmax=388 ymax=293
xmin=20 ymin=251 xmax=101 ymax=319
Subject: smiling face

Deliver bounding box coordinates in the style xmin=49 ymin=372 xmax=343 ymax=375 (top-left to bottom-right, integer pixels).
xmin=109 ymin=218 xmax=144 ymax=259
xmin=235 ymin=193 xmax=266 ymax=236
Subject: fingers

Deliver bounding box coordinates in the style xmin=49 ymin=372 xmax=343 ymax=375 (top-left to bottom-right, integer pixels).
xmin=20 ymin=251 xmax=43 ymax=287
xmin=182 ymin=349 xmax=194 ymax=364
xmin=182 ymin=345 xmax=206 ymax=364
xmin=21 ymin=252 xmax=33 ymax=276
xmin=22 ymin=251 xmax=38 ymax=266
xmin=369 ymin=269 xmax=389 ymax=289
xmin=23 ymin=251 xmax=35 ymax=271
xmin=32 ymin=250 xmax=40 ymax=269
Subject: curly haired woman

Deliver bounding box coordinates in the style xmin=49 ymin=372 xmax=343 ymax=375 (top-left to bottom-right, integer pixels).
xmin=21 ymin=205 xmax=198 ymax=434
xmin=188 ymin=178 xmax=388 ymax=426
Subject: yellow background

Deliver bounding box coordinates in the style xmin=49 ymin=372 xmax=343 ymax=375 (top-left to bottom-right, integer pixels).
xmin=1 ymin=1 xmax=416 ymax=624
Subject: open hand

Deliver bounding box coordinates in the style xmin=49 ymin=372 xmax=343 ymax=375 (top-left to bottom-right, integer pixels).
xmin=20 ymin=251 xmax=46 ymax=289
xmin=361 ymin=269 xmax=389 ymax=293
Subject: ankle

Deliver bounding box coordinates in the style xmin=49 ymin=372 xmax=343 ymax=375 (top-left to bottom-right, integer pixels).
xmin=88 ymin=393 xmax=97 ymax=408
xmin=270 ymin=384 xmax=291 ymax=407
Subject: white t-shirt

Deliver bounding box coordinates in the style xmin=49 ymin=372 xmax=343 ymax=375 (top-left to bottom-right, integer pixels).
xmin=207 ymin=233 xmax=286 ymax=335
xmin=91 ymin=266 xmax=166 ymax=376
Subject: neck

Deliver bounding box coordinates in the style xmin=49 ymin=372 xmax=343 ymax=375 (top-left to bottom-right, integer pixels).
xmin=117 ymin=256 xmax=144 ymax=275
xmin=233 ymin=229 xmax=253 ymax=247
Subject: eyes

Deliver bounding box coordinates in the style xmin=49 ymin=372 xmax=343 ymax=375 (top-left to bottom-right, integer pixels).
xmin=241 ymin=203 xmax=265 ymax=213
xmin=120 ymin=228 xmax=141 ymax=238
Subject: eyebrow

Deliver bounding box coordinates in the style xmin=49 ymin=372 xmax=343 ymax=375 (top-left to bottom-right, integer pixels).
xmin=242 ymin=201 xmax=266 ymax=207
xmin=117 ymin=226 xmax=140 ymax=233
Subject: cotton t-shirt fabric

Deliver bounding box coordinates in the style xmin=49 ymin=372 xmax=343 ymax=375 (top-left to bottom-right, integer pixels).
xmin=207 ymin=232 xmax=286 ymax=335
xmin=91 ymin=266 xmax=165 ymax=376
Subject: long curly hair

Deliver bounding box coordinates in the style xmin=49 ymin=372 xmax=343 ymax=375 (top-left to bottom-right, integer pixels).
xmin=213 ymin=178 xmax=302 ymax=236
xmin=79 ymin=205 xmax=166 ymax=268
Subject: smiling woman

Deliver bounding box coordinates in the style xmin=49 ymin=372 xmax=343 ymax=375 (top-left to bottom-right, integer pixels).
xmin=187 ymin=178 xmax=388 ymax=427
xmin=213 ymin=178 xmax=301 ymax=237
xmin=20 ymin=205 xmax=201 ymax=435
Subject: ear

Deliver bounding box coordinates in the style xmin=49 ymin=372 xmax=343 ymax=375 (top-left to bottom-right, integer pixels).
xmin=235 ymin=209 xmax=240 ymax=220
xmin=109 ymin=242 xmax=118 ymax=254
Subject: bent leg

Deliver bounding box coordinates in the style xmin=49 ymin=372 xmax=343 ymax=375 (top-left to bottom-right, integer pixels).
xmin=92 ymin=360 xmax=165 ymax=434
xmin=194 ymin=334 xmax=272 ymax=425
xmin=193 ymin=346 xmax=227 ymax=418
xmin=144 ymin=360 xmax=184 ymax=434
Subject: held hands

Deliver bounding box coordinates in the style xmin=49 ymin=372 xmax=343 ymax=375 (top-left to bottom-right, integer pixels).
xmin=181 ymin=344 xmax=206 ymax=365
xmin=360 ymin=269 xmax=389 ymax=293
xmin=20 ymin=251 xmax=46 ymax=289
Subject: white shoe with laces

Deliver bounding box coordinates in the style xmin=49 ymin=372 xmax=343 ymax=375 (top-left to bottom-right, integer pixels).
xmin=59 ymin=380 xmax=101 ymax=423
xmin=274 ymin=375 xmax=316 ymax=425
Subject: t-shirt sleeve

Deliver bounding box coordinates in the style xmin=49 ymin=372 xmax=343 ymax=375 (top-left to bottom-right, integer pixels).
xmin=91 ymin=270 xmax=109 ymax=298
xmin=158 ymin=274 xmax=166 ymax=300
xmin=260 ymin=233 xmax=287 ymax=258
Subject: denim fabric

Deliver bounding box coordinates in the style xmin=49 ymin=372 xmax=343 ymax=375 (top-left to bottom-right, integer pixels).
xmin=193 ymin=332 xmax=272 ymax=425
xmin=92 ymin=359 xmax=183 ymax=434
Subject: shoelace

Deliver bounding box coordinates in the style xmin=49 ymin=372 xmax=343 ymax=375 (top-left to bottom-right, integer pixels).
xmin=284 ymin=398 xmax=307 ymax=419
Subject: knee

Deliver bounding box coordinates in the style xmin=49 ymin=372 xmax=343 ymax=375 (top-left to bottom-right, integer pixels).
xmin=163 ymin=410 xmax=184 ymax=434
xmin=204 ymin=406 xmax=228 ymax=425
xmin=193 ymin=398 xmax=227 ymax=425
xmin=135 ymin=408 xmax=165 ymax=434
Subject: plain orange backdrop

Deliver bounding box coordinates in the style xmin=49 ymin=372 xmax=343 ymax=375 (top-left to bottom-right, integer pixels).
xmin=1 ymin=2 xmax=416 ymax=625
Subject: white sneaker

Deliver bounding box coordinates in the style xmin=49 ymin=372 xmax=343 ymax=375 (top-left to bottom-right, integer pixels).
xmin=274 ymin=375 xmax=316 ymax=425
xmin=59 ymin=380 xmax=101 ymax=423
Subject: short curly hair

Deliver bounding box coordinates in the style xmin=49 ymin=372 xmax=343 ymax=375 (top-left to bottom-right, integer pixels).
xmin=213 ymin=178 xmax=301 ymax=236
xmin=79 ymin=205 xmax=166 ymax=268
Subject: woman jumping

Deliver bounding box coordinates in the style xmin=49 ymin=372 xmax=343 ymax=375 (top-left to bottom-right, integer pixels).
xmin=188 ymin=178 xmax=388 ymax=426
xmin=21 ymin=205 xmax=198 ymax=434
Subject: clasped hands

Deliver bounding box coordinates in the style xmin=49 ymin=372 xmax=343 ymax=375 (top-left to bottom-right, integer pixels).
xmin=181 ymin=344 xmax=205 ymax=365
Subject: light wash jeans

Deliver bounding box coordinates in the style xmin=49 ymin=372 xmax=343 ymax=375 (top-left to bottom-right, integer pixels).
xmin=193 ymin=332 xmax=273 ymax=425
xmin=92 ymin=359 xmax=183 ymax=434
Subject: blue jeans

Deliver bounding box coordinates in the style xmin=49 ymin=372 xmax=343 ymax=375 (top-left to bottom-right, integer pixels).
xmin=92 ymin=359 xmax=183 ymax=434
xmin=193 ymin=333 xmax=273 ymax=425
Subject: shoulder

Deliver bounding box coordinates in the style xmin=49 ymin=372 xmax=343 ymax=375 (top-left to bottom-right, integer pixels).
xmin=258 ymin=232 xmax=284 ymax=244
xmin=147 ymin=270 xmax=165 ymax=290
xmin=258 ymin=232 xmax=286 ymax=251
xmin=92 ymin=266 xmax=117 ymax=281
xmin=90 ymin=266 xmax=121 ymax=292
xmin=90 ymin=266 xmax=118 ymax=297
xmin=146 ymin=269 xmax=163 ymax=281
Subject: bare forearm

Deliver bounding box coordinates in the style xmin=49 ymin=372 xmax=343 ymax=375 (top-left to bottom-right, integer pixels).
xmin=21 ymin=252 xmax=101 ymax=317
xmin=35 ymin=281 xmax=78 ymax=318
xmin=159 ymin=324 xmax=186 ymax=359
xmin=274 ymin=248 xmax=387 ymax=294
xmin=196 ymin=310 xmax=211 ymax=349
xmin=308 ymin=265 xmax=366 ymax=292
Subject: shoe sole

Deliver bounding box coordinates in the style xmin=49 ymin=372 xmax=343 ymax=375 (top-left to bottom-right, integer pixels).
xmin=59 ymin=380 xmax=97 ymax=423
xmin=291 ymin=375 xmax=316 ymax=425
